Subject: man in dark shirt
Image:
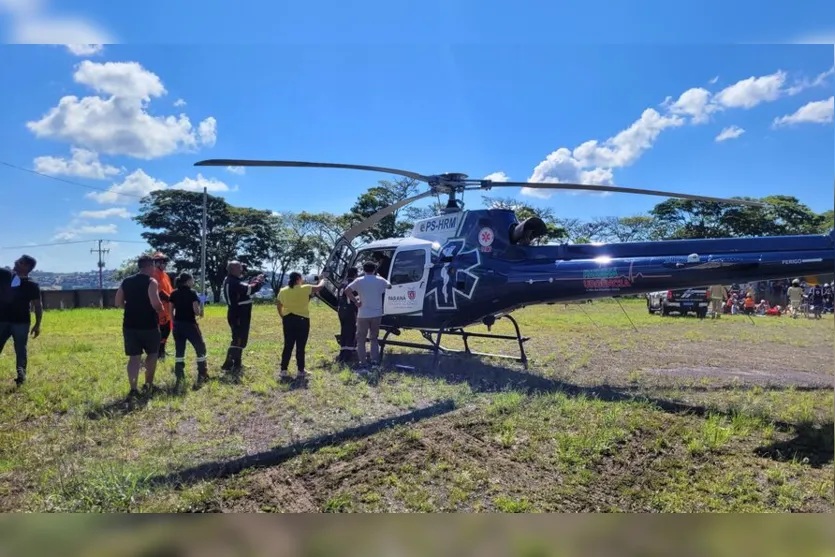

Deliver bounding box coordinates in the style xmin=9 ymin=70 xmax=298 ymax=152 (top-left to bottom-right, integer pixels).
xmin=169 ymin=272 xmax=208 ymax=385
xmin=0 ymin=255 xmax=42 ymax=386
xmin=220 ymin=260 xmax=265 ymax=373
xmin=115 ymin=255 xmax=164 ymax=400
xmin=336 ymin=266 xmax=359 ymax=364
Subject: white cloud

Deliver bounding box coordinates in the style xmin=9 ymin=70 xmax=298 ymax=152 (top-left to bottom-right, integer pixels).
xmin=170 ymin=173 xmax=232 ymax=193
xmin=713 ymin=70 xmax=787 ymax=109
xmin=785 ymin=66 xmax=835 ymax=95
xmin=663 ymin=87 xmax=716 ymax=124
xmin=715 ymin=125 xmax=745 ymax=142
xmin=78 ymin=208 xmax=131 ymax=219
xmin=86 ymin=169 xmax=167 ymax=204
xmin=523 ymin=65 xmax=832 ymax=200
xmin=173 ymin=98 xmax=187 ymax=107
xmin=772 ymin=97 xmax=834 ymax=127
xmin=33 ymin=147 xmax=122 ymax=179
xmin=709 ymin=76 xmax=719 ymax=84
xmin=0 ymin=0 xmax=116 ymax=44
xmin=86 ymin=169 xmax=234 ymax=205
xmin=197 ymin=116 xmax=217 ymax=147
xmin=52 ymin=223 xmax=117 ymax=241
xmin=65 ymin=44 xmax=103 ymax=56
xmin=26 ymin=60 xmax=218 ymax=160
xmin=226 ymin=165 xmax=246 ymax=175
xmin=483 ymin=171 xmax=509 ymax=182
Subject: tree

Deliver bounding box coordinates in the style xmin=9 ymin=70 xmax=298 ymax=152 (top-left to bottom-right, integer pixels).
xmin=482 ymin=196 xmax=568 ymax=244
xmin=403 ymin=200 xmax=445 ymax=223
xmin=347 ymin=177 xmax=421 ymax=242
xmin=720 ymin=195 xmax=824 ymax=237
xmin=133 ymin=189 xmax=274 ymax=300
xmin=649 ymin=199 xmax=730 ymax=239
xmin=819 ymin=209 xmax=834 ymax=233
xmin=650 ymin=195 xmax=825 ymax=240
xmin=593 ymin=215 xmax=656 ymax=243
xmin=113 ymin=248 xmax=155 ymax=281
xmin=266 ymin=212 xmax=321 ymax=294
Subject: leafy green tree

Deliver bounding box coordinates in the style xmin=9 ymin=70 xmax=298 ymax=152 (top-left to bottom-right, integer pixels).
xmin=593 ymin=215 xmax=657 ymax=242
xmin=649 ymin=199 xmax=730 ymax=239
xmin=819 ymin=209 xmax=834 ymax=233
xmin=266 ymin=212 xmax=322 ymax=294
xmin=133 ymin=189 xmax=274 ymax=300
xmin=113 ymin=248 xmax=156 ymax=281
xmin=482 ymin=196 xmax=567 ymax=244
xmin=720 ymin=195 xmax=824 ymax=237
xmin=347 ymin=177 xmax=421 ymax=242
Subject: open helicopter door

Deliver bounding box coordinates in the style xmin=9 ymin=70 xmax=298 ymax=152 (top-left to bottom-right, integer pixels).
xmin=384 ymin=244 xmax=431 ymax=316
xmin=316 ymin=236 xmax=356 ymax=310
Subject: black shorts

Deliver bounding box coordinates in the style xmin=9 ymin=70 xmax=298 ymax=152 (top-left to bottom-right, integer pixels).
xmin=124 ymin=328 xmax=162 ymax=357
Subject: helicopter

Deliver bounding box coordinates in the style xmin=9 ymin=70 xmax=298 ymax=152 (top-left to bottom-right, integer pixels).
xmin=194 ymin=159 xmax=835 ymax=369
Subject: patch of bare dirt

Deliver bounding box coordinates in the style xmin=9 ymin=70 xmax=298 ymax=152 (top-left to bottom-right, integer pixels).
xmin=636 ymin=366 xmax=833 ymax=388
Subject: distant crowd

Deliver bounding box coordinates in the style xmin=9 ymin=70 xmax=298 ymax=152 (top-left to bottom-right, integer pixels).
xmin=709 ymin=279 xmax=832 ymax=319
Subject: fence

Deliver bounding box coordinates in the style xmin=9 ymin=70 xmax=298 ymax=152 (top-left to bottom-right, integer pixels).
xmin=40 ymin=289 xmax=120 ymax=310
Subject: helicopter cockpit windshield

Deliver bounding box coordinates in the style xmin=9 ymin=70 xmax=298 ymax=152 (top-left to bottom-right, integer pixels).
xmin=355 ymin=248 xmax=395 ymax=280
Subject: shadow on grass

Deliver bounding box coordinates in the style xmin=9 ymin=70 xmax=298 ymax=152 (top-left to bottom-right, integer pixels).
xmin=754 ymin=422 xmax=834 ymax=469
xmin=86 ymin=382 xmax=189 ymax=420
xmin=147 ymin=399 xmax=457 ymax=488
xmin=150 ymin=352 xmax=831 ymax=491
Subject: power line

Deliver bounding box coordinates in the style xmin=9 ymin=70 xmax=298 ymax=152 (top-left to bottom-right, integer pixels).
xmin=0 ymin=160 xmax=146 ymax=200
xmin=0 ymin=239 xmax=149 ymax=250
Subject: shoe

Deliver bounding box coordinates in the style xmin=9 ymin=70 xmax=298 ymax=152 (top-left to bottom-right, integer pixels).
xmin=278 ymin=369 xmax=290 ymax=380
xmin=297 ymin=370 xmax=308 ymax=379
xmin=15 ymin=370 xmax=25 ymax=386
xmin=126 ymin=388 xmax=140 ymax=402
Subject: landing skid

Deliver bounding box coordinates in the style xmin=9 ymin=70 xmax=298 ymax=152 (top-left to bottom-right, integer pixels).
xmin=376 ymin=314 xmax=530 ymax=370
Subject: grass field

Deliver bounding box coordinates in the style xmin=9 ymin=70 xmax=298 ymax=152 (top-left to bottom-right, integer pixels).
xmin=0 ymin=298 xmax=832 ymax=513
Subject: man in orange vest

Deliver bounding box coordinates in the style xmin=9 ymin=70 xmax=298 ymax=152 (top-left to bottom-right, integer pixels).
xmin=152 ymin=252 xmax=174 ymax=360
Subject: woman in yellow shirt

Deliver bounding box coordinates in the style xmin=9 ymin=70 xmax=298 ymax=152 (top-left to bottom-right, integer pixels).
xmin=276 ymin=272 xmax=326 ymax=379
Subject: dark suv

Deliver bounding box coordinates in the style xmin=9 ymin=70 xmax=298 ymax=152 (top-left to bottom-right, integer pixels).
xmin=647 ymin=288 xmax=710 ymax=318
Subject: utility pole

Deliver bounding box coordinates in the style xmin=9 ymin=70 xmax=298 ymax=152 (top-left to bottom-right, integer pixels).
xmin=200 ymin=186 xmax=208 ymax=298
xmin=91 ymin=239 xmax=109 ymax=289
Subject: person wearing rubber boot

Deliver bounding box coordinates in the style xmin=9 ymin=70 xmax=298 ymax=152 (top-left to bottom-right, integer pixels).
xmin=151 ymin=252 xmax=174 ymax=361
xmin=220 ymin=261 xmax=265 ymax=373
xmin=336 ymin=266 xmax=359 ymax=364
xmin=169 ymin=273 xmax=209 ymax=386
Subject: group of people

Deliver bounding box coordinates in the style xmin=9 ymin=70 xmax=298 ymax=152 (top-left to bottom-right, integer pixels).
xmin=111 ymin=253 xmax=391 ymax=400
xmin=707 ymin=279 xmax=832 ymax=319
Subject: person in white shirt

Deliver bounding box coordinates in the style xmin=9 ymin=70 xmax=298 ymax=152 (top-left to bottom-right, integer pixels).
xmin=345 ymin=261 xmax=391 ymax=369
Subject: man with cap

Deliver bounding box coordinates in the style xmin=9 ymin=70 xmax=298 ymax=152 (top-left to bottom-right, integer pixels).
xmin=151 ymin=252 xmax=174 ymax=360
xmin=220 ymin=260 xmax=265 ymax=373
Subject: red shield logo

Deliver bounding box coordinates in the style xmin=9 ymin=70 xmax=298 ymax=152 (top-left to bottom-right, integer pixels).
xmin=408 ymin=290 xmax=416 ymax=300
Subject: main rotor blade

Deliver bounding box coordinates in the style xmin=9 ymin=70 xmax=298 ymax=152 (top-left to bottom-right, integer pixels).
xmin=343 ymin=190 xmax=436 ymax=242
xmin=485 ymin=180 xmax=766 ymax=207
xmin=194 ymin=159 xmax=431 ymax=183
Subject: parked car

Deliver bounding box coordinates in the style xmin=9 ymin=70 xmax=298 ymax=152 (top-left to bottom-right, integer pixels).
xmin=647 ymin=288 xmax=710 ymax=318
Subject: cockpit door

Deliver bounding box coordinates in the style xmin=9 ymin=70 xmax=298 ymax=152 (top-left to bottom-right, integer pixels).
xmin=383 ymin=245 xmax=431 ymax=315
xmin=316 ymin=236 xmax=356 ymax=310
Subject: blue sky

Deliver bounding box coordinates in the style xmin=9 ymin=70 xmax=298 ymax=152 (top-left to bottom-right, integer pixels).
xmin=0 ymin=3 xmax=833 ymax=272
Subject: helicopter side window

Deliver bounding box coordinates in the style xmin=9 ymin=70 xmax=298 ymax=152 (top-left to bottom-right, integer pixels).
xmin=390 ymin=249 xmax=426 ymax=285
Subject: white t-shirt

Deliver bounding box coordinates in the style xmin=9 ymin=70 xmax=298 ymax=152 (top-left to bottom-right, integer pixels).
xmin=347 ymin=274 xmax=391 ymax=318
